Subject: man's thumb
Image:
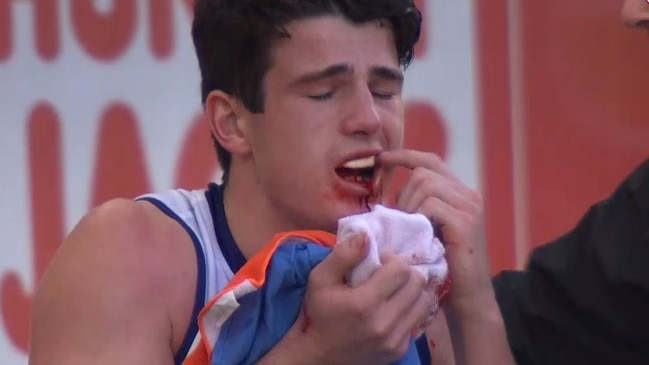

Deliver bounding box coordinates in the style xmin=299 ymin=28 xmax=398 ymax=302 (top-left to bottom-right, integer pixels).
xmin=313 ymin=234 xmax=369 ymax=285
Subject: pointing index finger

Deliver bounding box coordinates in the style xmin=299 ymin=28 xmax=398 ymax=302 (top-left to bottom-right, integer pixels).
xmin=378 ymin=150 xmax=455 ymax=180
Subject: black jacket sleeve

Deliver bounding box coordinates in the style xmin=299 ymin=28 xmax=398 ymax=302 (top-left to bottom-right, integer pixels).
xmin=493 ymin=158 xmax=649 ymax=365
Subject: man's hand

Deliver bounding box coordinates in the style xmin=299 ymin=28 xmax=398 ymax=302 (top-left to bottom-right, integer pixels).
xmin=378 ymin=149 xmax=515 ymax=365
xmin=303 ymin=233 xmax=436 ymax=364
xmin=260 ymin=234 xmax=433 ymax=365
xmin=379 ymin=150 xmax=492 ymax=305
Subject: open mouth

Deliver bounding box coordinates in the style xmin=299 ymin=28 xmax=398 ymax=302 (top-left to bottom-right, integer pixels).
xmin=335 ymin=155 xmax=378 ymax=191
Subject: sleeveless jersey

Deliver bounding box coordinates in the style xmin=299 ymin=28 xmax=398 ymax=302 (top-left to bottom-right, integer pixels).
xmin=138 ymin=183 xmax=245 ymax=365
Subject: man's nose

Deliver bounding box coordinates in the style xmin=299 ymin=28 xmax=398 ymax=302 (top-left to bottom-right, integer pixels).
xmin=621 ymin=0 xmax=649 ymax=28
xmin=341 ymin=88 xmax=382 ymax=137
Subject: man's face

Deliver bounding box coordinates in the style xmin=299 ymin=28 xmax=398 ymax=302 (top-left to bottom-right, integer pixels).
xmin=622 ymin=0 xmax=649 ymax=30
xmin=244 ymin=16 xmax=404 ymax=232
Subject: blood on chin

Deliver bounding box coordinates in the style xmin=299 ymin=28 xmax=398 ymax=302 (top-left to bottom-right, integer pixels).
xmin=332 ymin=187 xmax=381 ymax=214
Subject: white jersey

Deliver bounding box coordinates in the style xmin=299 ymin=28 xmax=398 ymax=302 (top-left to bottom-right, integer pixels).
xmin=138 ymin=185 xmax=237 ymax=364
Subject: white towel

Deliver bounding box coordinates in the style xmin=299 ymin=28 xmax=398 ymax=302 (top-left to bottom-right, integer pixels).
xmin=336 ymin=204 xmax=449 ymax=336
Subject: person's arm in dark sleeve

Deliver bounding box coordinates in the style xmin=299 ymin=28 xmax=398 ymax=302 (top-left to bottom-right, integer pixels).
xmin=493 ymin=158 xmax=649 ymax=365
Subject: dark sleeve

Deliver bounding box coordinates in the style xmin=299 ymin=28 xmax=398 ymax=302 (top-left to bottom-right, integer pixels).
xmin=493 ymin=158 xmax=649 ymax=365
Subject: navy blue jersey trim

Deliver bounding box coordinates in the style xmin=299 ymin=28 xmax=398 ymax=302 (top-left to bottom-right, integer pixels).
xmin=137 ymin=197 xmax=207 ymax=365
xmin=416 ymin=334 xmax=431 ymax=364
xmin=206 ymin=183 xmax=247 ymax=273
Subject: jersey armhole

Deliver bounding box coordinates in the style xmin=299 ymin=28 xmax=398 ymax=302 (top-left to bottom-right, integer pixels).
xmin=137 ymin=197 xmax=207 ymax=365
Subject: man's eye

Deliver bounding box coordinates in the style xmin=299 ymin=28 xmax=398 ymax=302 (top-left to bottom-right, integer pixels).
xmin=372 ymin=91 xmax=395 ymax=100
xmin=308 ymin=91 xmax=334 ymax=101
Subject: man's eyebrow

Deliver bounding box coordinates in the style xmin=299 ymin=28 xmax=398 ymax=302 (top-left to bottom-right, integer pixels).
xmin=289 ymin=64 xmax=354 ymax=87
xmin=370 ymin=66 xmax=404 ymax=84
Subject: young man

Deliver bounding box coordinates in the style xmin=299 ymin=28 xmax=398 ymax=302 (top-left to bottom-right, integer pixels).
xmin=29 ymin=1 xmax=512 ymax=364
xmin=430 ymin=1 xmax=649 ymax=363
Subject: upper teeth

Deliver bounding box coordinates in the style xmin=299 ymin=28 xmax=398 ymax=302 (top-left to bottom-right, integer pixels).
xmin=343 ymin=156 xmax=375 ymax=169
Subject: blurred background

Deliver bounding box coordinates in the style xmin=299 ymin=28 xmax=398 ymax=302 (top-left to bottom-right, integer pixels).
xmin=1 ymin=0 xmax=648 ymax=362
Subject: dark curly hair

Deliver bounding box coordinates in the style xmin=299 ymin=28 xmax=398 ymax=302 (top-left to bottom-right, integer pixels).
xmin=191 ymin=0 xmax=422 ymax=183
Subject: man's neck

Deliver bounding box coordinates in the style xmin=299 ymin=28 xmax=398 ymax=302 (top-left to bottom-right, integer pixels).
xmin=221 ymin=172 xmax=294 ymax=260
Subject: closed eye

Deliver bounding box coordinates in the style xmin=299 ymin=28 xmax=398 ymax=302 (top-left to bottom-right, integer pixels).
xmin=308 ymin=91 xmax=334 ymax=101
xmin=372 ymin=90 xmax=396 ymax=100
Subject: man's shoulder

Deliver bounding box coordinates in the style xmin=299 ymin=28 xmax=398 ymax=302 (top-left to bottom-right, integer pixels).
xmin=78 ymin=197 xmax=191 ymax=248
xmin=37 ymin=196 xmax=200 ymax=317
xmin=31 ymin=197 xmax=200 ymax=363
xmin=49 ymin=196 xmax=197 ymax=291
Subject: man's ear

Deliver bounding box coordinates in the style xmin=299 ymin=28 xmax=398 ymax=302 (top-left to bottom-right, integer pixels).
xmin=205 ymin=90 xmax=252 ymax=156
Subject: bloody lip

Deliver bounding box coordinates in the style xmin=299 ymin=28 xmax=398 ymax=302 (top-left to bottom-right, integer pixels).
xmin=332 ymin=151 xmax=383 ymax=208
xmin=335 ymin=166 xmax=374 ymax=185
xmin=333 ymin=166 xmax=383 ymax=210
xmin=334 ymin=160 xmax=380 ymax=193
xmin=333 ymin=173 xmax=376 ymax=196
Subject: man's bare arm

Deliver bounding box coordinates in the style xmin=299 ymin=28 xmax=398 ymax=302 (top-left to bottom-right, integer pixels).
xmin=29 ymin=199 xmax=197 ymax=365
